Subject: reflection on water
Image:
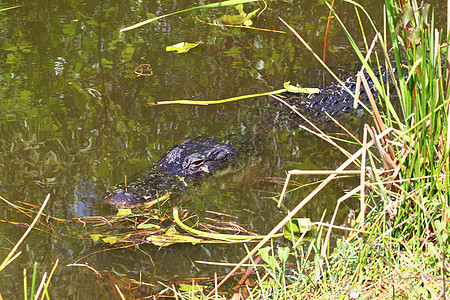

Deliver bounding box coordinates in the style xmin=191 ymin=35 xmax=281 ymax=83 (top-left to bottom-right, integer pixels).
xmin=0 ymin=0 xmax=444 ymax=297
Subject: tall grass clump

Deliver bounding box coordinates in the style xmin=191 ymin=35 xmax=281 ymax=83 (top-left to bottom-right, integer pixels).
xmin=286 ymin=0 xmax=450 ymax=298
xmin=226 ymin=0 xmax=449 ymax=298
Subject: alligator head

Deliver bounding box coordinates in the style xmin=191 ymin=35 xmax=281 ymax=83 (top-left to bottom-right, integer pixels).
xmin=159 ymin=139 xmax=235 ymax=178
xmin=103 ymin=139 xmax=236 ymax=208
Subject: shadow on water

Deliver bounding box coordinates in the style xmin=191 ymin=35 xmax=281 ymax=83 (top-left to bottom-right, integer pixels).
xmin=0 ymin=0 xmax=445 ymax=298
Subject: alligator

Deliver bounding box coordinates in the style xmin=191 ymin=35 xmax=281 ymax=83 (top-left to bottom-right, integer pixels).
xmin=104 ymin=67 xmax=389 ymax=208
xmin=278 ymin=66 xmax=389 ymax=122
xmin=103 ymin=139 xmax=236 ymax=208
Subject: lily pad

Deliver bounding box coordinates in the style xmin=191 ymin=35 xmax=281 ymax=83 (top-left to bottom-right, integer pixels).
xmin=166 ymin=41 xmax=202 ymax=54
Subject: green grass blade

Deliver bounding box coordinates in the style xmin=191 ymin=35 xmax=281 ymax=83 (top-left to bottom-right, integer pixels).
xmin=327 ymin=0 xmax=403 ymax=126
xmin=120 ymin=0 xmax=258 ymax=32
xmin=31 ymin=262 xmax=37 ymax=299
xmin=0 ymin=5 xmax=23 ymax=12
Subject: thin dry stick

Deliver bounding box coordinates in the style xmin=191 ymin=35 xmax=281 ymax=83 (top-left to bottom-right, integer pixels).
xmin=214 ymin=272 xmax=218 ymax=300
xmin=40 ymin=259 xmax=59 ymax=300
xmin=360 ymin=125 xmax=369 ymax=226
xmin=361 ymin=71 xmax=397 ymax=163
xmin=360 ymin=72 xmax=386 ymax=133
xmin=0 ymin=251 xmax=22 ymax=270
xmin=172 ymin=284 xmax=179 ymax=300
xmin=114 ymin=283 xmax=126 ymax=300
xmin=282 ymin=170 xmax=362 ymax=175
xmin=320 ymin=185 xmax=362 ymax=262
xmin=313 ymin=222 xmax=369 ymax=234
xmin=206 ymin=129 xmax=394 ymax=297
xmin=270 ymin=94 xmax=351 ymax=157
xmin=325 ymin=111 xmax=361 ymax=144
xmin=0 ymin=194 xmax=51 ymax=272
xmin=368 ymin=126 xmax=397 ymax=169
xmin=278 ymin=170 xmax=361 ymax=207
xmin=34 ymin=272 xmax=47 ymax=300
xmin=278 ymin=17 xmax=353 ymax=95
xmin=297 ymin=123 xmax=356 ymax=163
xmin=353 ymin=34 xmax=379 ymax=109
xmin=354 ymin=72 xmax=363 ymax=109
xmin=277 ymin=172 xmax=291 ymax=208
xmin=66 ymin=263 xmax=102 ymax=278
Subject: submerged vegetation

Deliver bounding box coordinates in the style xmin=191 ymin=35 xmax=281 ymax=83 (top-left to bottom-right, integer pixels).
xmin=0 ymin=0 xmax=448 ymax=298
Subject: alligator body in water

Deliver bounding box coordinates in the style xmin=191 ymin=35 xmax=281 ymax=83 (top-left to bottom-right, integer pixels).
xmin=280 ymin=67 xmax=389 ymax=121
xmin=103 ymin=139 xmax=236 ymax=208
xmin=104 ymin=67 xmax=389 ymax=208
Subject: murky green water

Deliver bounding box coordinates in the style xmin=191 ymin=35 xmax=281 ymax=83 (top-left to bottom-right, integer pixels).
xmin=0 ymin=1 xmax=445 ymax=298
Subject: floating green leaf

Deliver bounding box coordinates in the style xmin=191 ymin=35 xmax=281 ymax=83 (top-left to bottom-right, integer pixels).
xmin=90 ymin=234 xmax=103 ymax=242
xmin=284 ymin=218 xmax=312 ymax=235
xmin=166 ymin=41 xmax=202 ymax=54
xmin=178 ymin=283 xmax=205 ymax=292
xmin=117 ymin=208 xmax=132 ymax=216
xmin=220 ymin=4 xmax=259 ymax=25
xmin=258 ymin=247 xmax=277 ymax=270
xmin=283 ymin=81 xmax=320 ymax=95
xmin=283 ymin=218 xmax=312 ymax=245
xmin=219 ymin=14 xmax=246 ymax=25
xmin=136 ymin=223 xmax=160 ymax=230
xmin=102 ymin=234 xmax=131 ymax=244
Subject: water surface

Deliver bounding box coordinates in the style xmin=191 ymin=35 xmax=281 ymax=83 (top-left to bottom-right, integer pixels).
xmin=0 ymin=1 xmax=444 ymax=298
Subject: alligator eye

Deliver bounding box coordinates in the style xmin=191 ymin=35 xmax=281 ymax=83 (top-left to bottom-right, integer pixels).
xmin=216 ymin=150 xmax=234 ymax=161
xmin=190 ymin=160 xmax=204 ymax=168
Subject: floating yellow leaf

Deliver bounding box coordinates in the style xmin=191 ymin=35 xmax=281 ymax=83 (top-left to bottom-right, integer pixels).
xmin=283 ymin=81 xmax=320 ymax=95
xmin=90 ymin=234 xmax=103 ymax=242
xmin=284 ymin=218 xmax=312 ymax=235
xmin=219 ymin=4 xmax=259 ymax=26
xmin=166 ymin=41 xmax=202 ymax=54
xmin=146 ymin=227 xmax=207 ymax=246
xmin=219 ymin=14 xmax=246 ymax=24
xmin=102 ymin=234 xmax=131 ymax=244
xmin=117 ymin=208 xmax=133 ymax=216
xmin=136 ymin=223 xmax=161 ymax=230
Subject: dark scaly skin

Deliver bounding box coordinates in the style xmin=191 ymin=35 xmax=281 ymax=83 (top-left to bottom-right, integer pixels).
xmin=103 ymin=140 xmax=235 ymax=208
xmin=159 ymin=140 xmax=235 ymax=177
xmin=281 ymin=66 xmax=390 ymax=121
xmin=102 ymin=189 xmax=141 ymax=208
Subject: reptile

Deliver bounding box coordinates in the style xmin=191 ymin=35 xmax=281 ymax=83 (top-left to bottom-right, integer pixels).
xmin=103 ymin=139 xmax=236 ymax=208
xmin=104 ymin=67 xmax=389 ymax=208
